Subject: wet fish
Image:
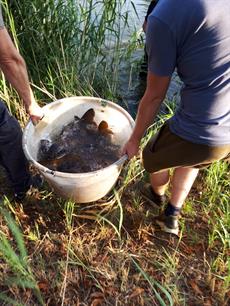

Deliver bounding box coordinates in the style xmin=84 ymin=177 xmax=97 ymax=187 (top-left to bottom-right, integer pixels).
xmin=38 ymin=108 xmax=121 ymax=173
xmin=38 ymin=139 xmax=52 ymax=157
xmin=80 ymin=108 xmax=95 ymax=123
xmin=40 ymin=154 xmax=90 ymax=172
xmin=98 ymin=120 xmax=113 ymax=135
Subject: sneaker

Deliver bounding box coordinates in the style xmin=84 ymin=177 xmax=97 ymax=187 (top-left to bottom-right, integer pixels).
xmin=14 ymin=174 xmax=44 ymax=201
xmin=154 ymin=213 xmax=179 ymax=235
xmin=140 ymin=182 xmax=166 ymax=208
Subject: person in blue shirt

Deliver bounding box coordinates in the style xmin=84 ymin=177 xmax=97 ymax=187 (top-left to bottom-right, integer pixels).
xmin=0 ymin=6 xmax=43 ymax=200
xmin=123 ymin=0 xmax=230 ymax=235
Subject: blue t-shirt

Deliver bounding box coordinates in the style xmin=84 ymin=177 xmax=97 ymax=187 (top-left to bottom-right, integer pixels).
xmin=146 ymin=0 xmax=230 ymax=146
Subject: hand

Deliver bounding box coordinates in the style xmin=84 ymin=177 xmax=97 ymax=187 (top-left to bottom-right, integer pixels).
xmin=26 ymin=102 xmax=44 ymax=125
xmin=122 ymin=137 xmax=140 ymax=160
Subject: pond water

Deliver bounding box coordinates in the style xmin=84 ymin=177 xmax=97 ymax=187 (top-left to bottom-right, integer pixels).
xmin=81 ymin=0 xmax=182 ymax=118
xmin=116 ymin=0 xmax=182 ymax=118
xmin=122 ymin=0 xmax=150 ymax=35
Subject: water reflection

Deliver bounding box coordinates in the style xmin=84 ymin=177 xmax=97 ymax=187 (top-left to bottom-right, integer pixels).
xmin=118 ymin=1 xmax=182 ymax=118
xmin=79 ymin=1 xmax=182 ymax=118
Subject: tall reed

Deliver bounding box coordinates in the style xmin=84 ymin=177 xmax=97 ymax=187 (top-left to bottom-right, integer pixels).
xmin=1 ymin=0 xmax=134 ymax=108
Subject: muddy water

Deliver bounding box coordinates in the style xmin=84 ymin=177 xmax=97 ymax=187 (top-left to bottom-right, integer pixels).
xmin=82 ymin=0 xmax=182 ymax=116
xmin=118 ymin=53 xmax=182 ymax=118
xmin=118 ymin=1 xmax=182 ymax=117
xmin=38 ymin=109 xmax=121 ymax=173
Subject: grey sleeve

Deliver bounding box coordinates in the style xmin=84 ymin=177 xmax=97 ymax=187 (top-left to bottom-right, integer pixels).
xmin=0 ymin=5 xmax=5 ymax=28
xmin=146 ymin=16 xmax=176 ymax=76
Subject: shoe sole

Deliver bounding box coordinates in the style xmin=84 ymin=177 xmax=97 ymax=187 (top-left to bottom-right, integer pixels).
xmin=155 ymin=219 xmax=179 ymax=236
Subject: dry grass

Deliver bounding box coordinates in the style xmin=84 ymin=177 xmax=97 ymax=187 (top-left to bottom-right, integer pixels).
xmin=0 ymin=155 xmax=229 ymax=306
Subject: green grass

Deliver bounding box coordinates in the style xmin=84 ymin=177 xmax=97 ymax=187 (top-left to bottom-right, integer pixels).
xmin=1 ymin=0 xmax=135 ymax=107
xmin=0 ymin=200 xmax=44 ymax=305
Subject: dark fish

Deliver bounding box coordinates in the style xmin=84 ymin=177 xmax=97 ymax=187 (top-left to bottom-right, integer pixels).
xmin=80 ymin=108 xmax=95 ymax=124
xmin=45 ymin=142 xmax=67 ymax=160
xmin=38 ymin=108 xmax=121 ymax=173
xmin=38 ymin=139 xmax=52 ymax=160
xmin=40 ymin=154 xmax=89 ymax=173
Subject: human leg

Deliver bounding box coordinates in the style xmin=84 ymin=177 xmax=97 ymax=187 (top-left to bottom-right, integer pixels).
xmin=150 ymin=169 xmax=170 ymax=196
xmin=0 ymin=112 xmax=43 ymax=201
xmin=139 ymin=170 xmax=169 ymax=208
xmin=155 ymin=167 xmax=199 ymax=235
xmin=0 ymin=114 xmax=31 ymax=194
xmin=169 ymin=167 xmax=199 ymax=208
xmin=142 ymin=121 xmax=230 ymax=234
xmin=0 ymin=100 xmax=41 ymax=198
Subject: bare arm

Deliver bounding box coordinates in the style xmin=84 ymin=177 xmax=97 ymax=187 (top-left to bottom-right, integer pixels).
xmin=123 ymin=71 xmax=170 ymax=159
xmin=0 ymin=28 xmax=43 ymax=123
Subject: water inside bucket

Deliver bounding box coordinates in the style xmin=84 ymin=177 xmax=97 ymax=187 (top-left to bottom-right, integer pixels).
xmin=38 ymin=108 xmax=121 ymax=173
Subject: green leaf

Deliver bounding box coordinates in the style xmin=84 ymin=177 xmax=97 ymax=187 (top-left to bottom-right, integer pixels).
xmin=131 ymin=257 xmax=173 ymax=306
xmin=1 ymin=207 xmax=27 ymax=263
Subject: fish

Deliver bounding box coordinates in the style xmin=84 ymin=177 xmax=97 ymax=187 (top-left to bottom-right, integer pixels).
xmin=40 ymin=154 xmax=90 ymax=173
xmin=80 ymin=108 xmax=95 ymax=123
xmin=98 ymin=120 xmax=113 ymax=135
xmin=38 ymin=108 xmax=121 ymax=173
xmin=38 ymin=139 xmax=52 ymax=158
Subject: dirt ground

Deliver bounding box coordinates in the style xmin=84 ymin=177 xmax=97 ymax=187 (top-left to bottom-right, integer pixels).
xmin=0 ymin=165 xmax=229 ymax=306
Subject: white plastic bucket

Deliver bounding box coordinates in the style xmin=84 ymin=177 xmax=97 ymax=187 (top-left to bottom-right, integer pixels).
xmin=22 ymin=96 xmax=134 ymax=203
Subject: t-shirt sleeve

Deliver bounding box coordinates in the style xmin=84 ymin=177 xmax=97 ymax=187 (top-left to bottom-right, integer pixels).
xmin=0 ymin=5 xmax=5 ymax=29
xmin=146 ymin=16 xmax=176 ymax=76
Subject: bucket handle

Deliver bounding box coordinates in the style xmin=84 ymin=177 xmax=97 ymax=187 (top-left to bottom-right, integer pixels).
xmin=116 ymin=154 xmax=128 ymax=166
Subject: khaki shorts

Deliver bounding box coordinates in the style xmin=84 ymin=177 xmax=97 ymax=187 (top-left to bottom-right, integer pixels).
xmin=142 ymin=122 xmax=230 ymax=173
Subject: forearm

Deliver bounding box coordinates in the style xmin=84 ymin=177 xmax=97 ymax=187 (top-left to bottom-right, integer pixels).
xmin=122 ymin=72 xmax=170 ymax=159
xmin=0 ymin=28 xmax=43 ymax=123
xmin=0 ymin=54 xmax=35 ymax=111
xmin=131 ymin=90 xmax=162 ymax=143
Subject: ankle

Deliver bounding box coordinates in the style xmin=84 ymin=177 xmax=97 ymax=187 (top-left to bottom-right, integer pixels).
xmin=164 ymin=202 xmax=181 ymax=216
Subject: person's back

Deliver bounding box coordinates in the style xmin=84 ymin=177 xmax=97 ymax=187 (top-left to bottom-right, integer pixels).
xmin=147 ymin=0 xmax=230 ymax=145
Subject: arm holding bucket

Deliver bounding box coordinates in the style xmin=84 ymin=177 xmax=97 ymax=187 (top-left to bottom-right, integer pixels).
xmin=122 ymin=72 xmax=170 ymax=159
xmin=123 ymin=13 xmax=176 ymax=159
xmin=0 ymin=28 xmax=43 ymax=124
